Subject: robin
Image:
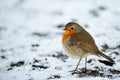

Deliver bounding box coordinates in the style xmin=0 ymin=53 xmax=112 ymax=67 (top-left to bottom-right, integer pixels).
xmin=62 ymin=22 xmax=114 ymax=72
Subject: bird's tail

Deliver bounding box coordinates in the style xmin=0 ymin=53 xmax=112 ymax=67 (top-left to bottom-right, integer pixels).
xmin=98 ymin=51 xmax=114 ymax=63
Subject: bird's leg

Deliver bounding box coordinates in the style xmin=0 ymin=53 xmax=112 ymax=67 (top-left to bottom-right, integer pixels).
xmin=69 ymin=57 xmax=82 ymax=73
xmin=85 ymin=57 xmax=87 ymax=73
xmin=75 ymin=58 xmax=82 ymax=70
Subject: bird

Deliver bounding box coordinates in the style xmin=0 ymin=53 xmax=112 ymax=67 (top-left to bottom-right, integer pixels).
xmin=62 ymin=22 xmax=114 ymax=72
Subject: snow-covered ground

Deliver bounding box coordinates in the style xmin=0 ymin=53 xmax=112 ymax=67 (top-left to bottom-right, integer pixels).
xmin=0 ymin=0 xmax=120 ymax=80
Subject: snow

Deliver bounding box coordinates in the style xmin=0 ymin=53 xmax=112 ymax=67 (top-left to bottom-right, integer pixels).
xmin=0 ymin=0 xmax=120 ymax=80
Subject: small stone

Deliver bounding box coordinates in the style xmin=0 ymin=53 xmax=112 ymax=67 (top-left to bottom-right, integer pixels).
xmin=0 ymin=56 xmax=6 ymax=59
xmin=89 ymin=10 xmax=99 ymax=17
xmin=55 ymin=66 xmax=62 ymax=70
xmin=56 ymin=24 xmax=64 ymax=28
xmin=31 ymin=44 xmax=39 ymax=47
xmin=10 ymin=61 xmax=24 ymax=67
xmin=98 ymin=6 xmax=106 ymax=11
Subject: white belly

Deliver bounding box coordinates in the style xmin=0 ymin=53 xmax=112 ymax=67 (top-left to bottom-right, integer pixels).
xmin=63 ymin=44 xmax=85 ymax=58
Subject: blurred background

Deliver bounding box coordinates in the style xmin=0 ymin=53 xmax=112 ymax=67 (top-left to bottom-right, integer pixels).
xmin=0 ymin=0 xmax=120 ymax=80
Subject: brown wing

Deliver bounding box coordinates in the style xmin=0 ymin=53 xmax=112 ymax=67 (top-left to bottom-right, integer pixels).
xmin=70 ymin=30 xmax=99 ymax=55
xmin=77 ymin=42 xmax=99 ymax=54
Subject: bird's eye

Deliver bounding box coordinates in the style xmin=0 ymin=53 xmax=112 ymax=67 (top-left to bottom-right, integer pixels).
xmin=71 ymin=27 xmax=73 ymax=30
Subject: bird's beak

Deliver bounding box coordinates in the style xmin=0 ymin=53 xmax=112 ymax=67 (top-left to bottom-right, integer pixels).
xmin=62 ymin=28 xmax=66 ymax=30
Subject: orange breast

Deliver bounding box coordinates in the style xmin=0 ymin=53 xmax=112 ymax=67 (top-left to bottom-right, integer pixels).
xmin=62 ymin=30 xmax=77 ymax=44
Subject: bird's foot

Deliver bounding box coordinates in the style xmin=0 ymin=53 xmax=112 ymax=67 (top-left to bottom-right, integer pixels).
xmin=69 ymin=69 xmax=80 ymax=75
xmin=69 ymin=68 xmax=87 ymax=75
xmin=81 ymin=68 xmax=87 ymax=74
